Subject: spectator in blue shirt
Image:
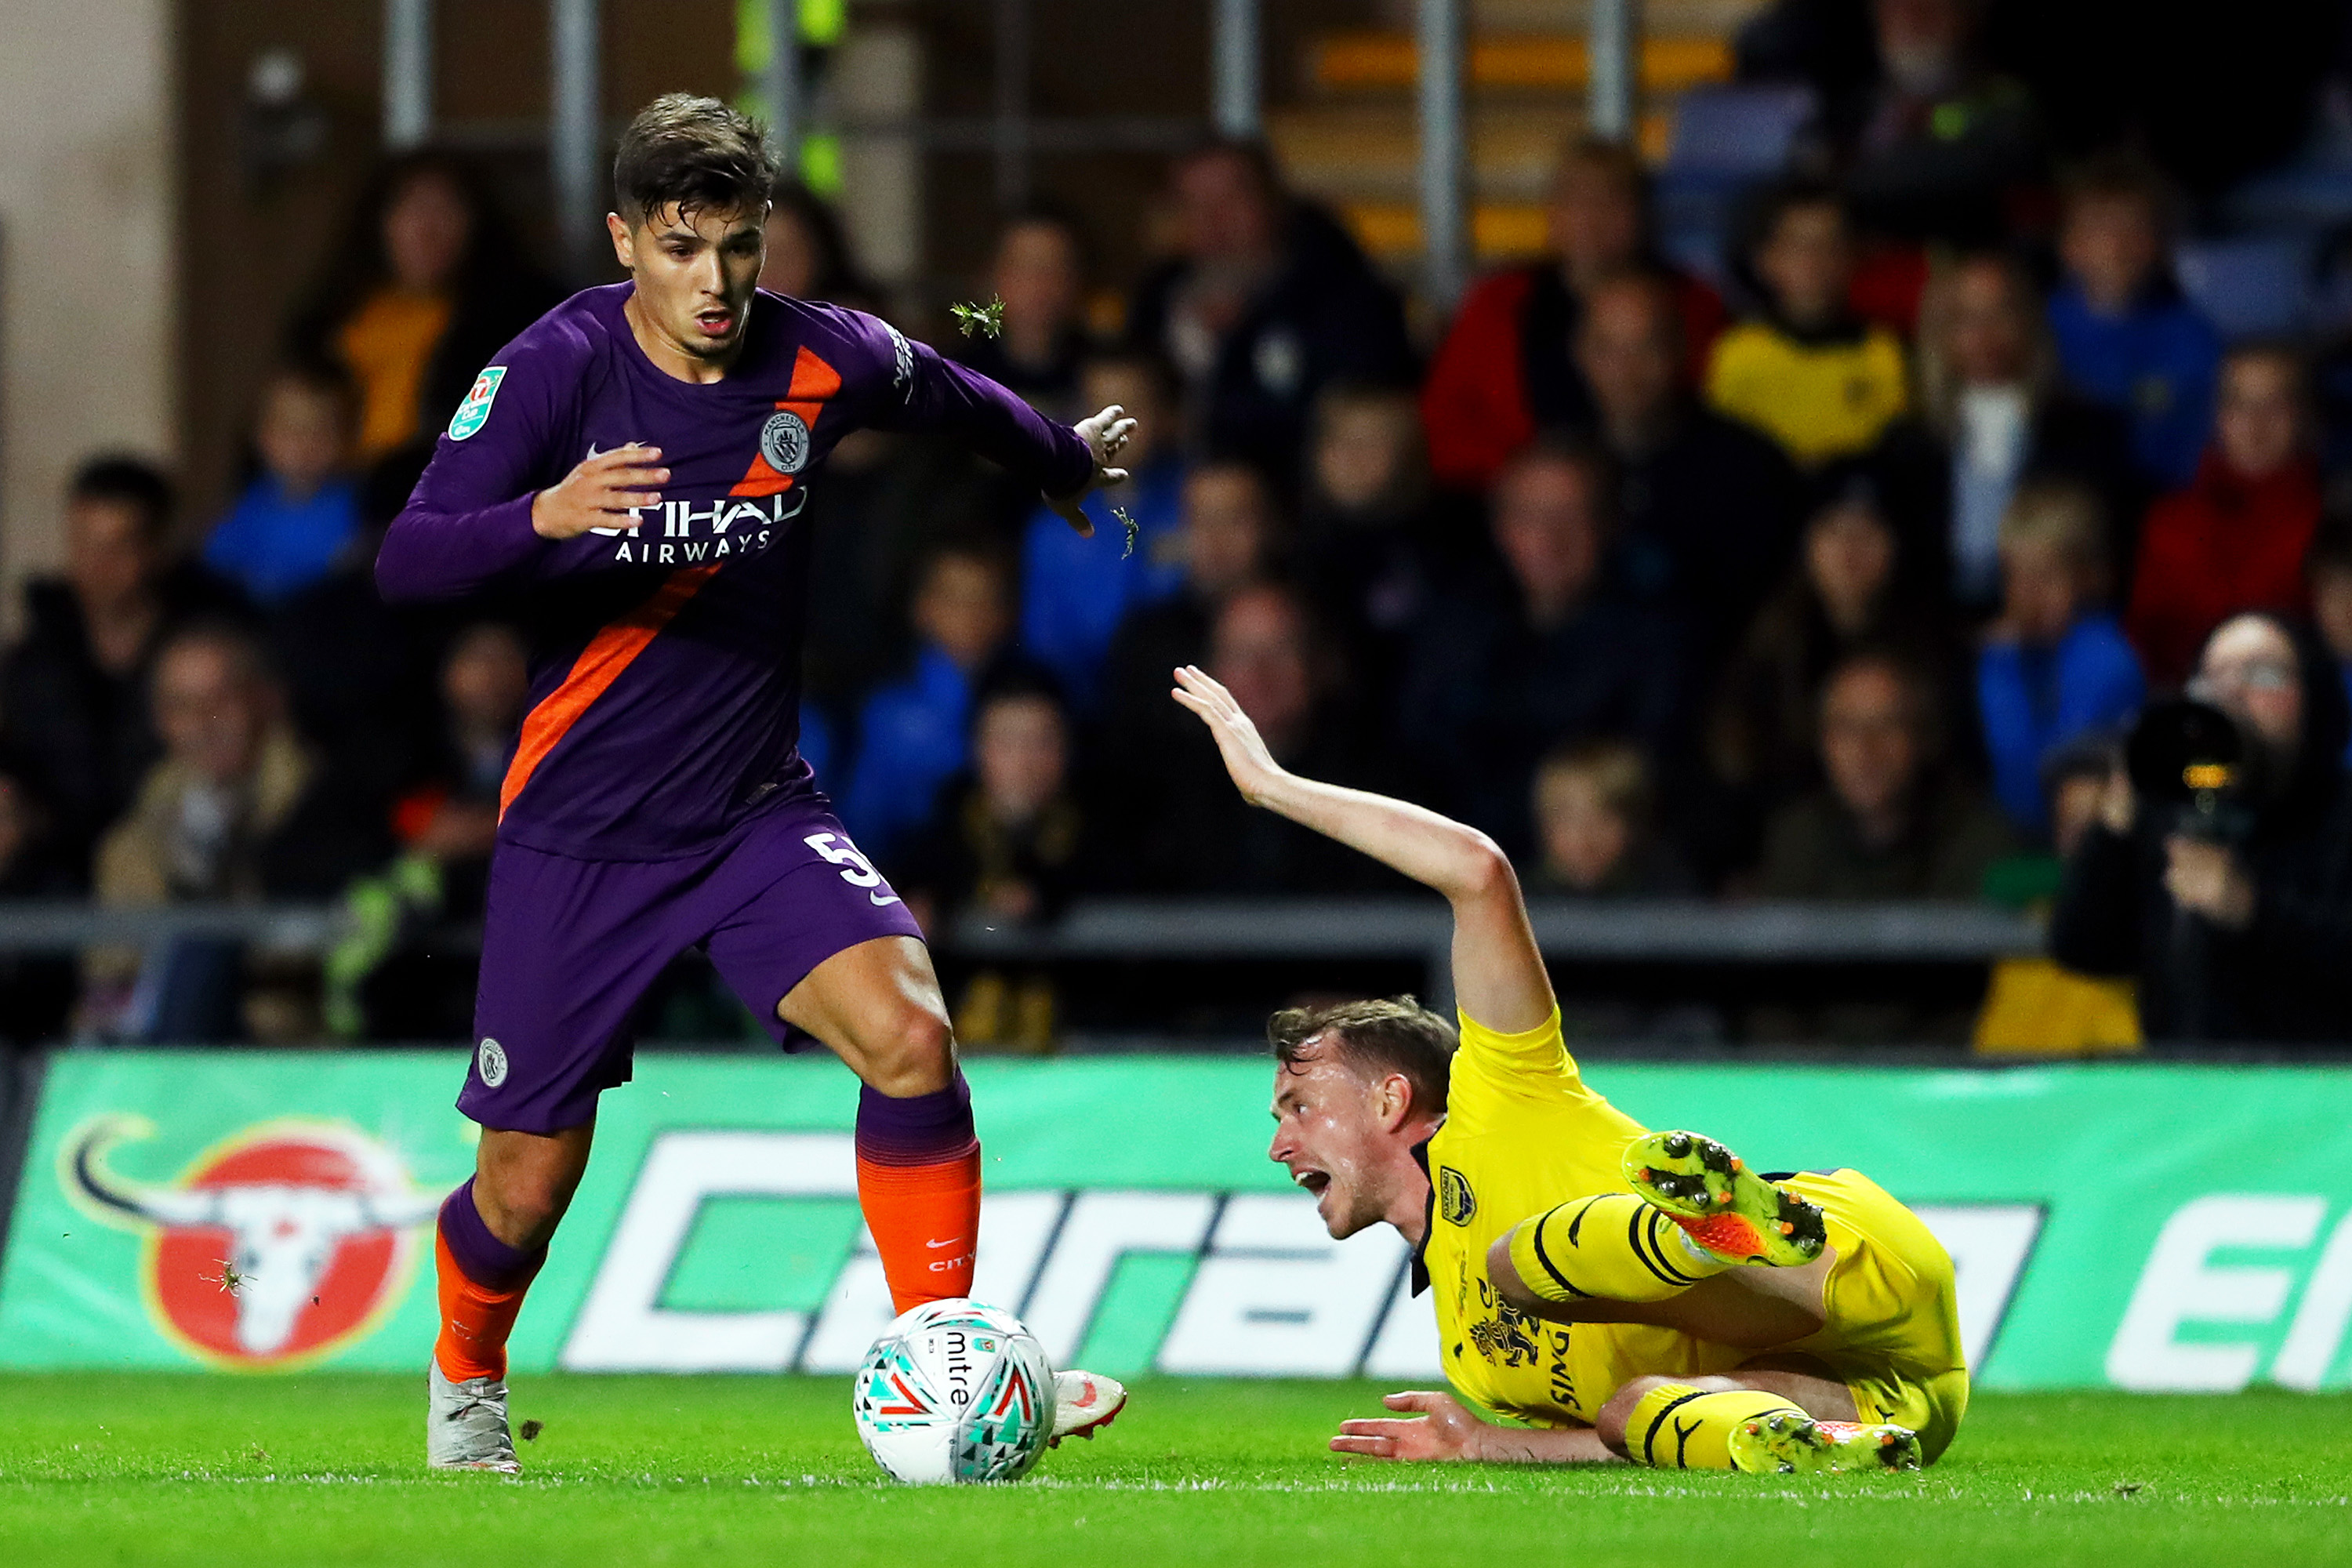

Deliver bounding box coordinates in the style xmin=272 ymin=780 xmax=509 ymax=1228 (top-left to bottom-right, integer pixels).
xmin=2045 ymin=156 xmax=2220 ymax=492
xmin=1976 ymin=481 xmax=2145 ymax=839
xmin=204 ymin=361 xmax=366 ymax=605
xmin=1017 ymin=350 xmax=1186 ymax=713
xmin=843 ymin=542 xmax=1018 ymax=862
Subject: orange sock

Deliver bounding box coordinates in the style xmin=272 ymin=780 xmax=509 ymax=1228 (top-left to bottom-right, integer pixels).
xmin=431 ymin=1180 xmax=543 ymax=1382
xmin=432 ymin=1230 xmax=536 ymax=1381
xmin=858 ymin=1149 xmax=982 ymax=1314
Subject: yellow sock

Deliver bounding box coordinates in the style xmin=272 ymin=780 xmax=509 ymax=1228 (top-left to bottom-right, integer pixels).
xmin=1505 ymin=1192 xmax=1726 ymax=1305
xmin=1625 ymin=1383 xmax=1806 ymax=1469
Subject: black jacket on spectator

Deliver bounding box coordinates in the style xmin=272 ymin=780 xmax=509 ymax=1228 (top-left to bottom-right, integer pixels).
xmin=1126 ymin=204 xmax=1415 ymax=481
xmin=2051 ymin=622 xmax=2352 ymax=1044
xmin=1297 ymin=494 xmax=1475 ymax=722
xmin=951 ymin=327 xmax=1091 ymax=420
xmin=1606 ymin=404 xmax=1806 ymax=679
xmin=1871 ymin=396 xmax=2147 ymax=607
xmin=1708 ymin=579 xmax=1976 ymax=815
xmin=1098 ymin=595 xmax=1215 ymax=778
xmin=1402 ymin=575 xmax=1683 ymax=857
xmin=0 ymin=568 xmax=245 ymax=881
xmin=0 ymin=771 xmax=78 ymax=1044
xmin=1127 ymin=707 xmax=1407 ymax=895
xmin=893 ymin=773 xmax=1114 ymax=924
xmin=265 ymin=556 xmax=436 ymax=815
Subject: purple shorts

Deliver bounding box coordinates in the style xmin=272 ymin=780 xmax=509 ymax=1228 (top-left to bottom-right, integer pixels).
xmin=459 ymin=798 xmax=922 ymax=1133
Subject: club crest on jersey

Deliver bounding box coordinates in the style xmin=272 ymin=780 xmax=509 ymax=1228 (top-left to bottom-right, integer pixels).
xmin=448 ymin=367 xmax=506 ymax=440
xmin=1439 ymin=1166 xmax=1476 ymax=1225
xmin=759 ymin=410 xmax=811 ymax=474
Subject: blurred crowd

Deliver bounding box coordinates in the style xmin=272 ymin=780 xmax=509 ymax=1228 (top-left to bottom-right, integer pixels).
xmin=9 ymin=0 xmax=2352 ymax=1050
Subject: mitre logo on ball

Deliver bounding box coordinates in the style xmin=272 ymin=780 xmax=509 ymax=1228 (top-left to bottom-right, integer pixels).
xmin=60 ymin=1115 xmax=441 ymax=1369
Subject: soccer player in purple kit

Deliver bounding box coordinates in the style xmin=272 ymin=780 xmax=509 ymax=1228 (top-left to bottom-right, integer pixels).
xmin=377 ymin=95 xmax=1134 ymax=1470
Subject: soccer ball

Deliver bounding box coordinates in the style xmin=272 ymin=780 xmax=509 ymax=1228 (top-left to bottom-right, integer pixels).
xmin=852 ymin=1298 xmax=1057 ymax=1484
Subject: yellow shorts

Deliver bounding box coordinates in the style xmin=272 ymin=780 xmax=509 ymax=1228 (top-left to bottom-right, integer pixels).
xmin=1571 ymin=1167 xmax=1970 ymax=1461
xmin=1783 ymin=1168 xmax=1970 ymax=1462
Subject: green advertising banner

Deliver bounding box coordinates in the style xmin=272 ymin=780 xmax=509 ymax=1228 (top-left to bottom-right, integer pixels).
xmin=5 ymin=1048 xmax=2351 ymax=1394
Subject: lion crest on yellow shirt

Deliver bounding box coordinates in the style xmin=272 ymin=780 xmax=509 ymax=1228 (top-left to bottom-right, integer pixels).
xmin=1468 ymin=1303 xmax=1541 ymax=1367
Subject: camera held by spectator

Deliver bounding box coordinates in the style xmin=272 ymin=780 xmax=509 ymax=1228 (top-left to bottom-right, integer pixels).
xmin=2053 ymin=612 xmax=2352 ymax=1043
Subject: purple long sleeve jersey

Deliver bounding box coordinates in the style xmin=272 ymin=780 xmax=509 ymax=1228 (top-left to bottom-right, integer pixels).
xmin=377 ymin=283 xmax=1092 ymax=860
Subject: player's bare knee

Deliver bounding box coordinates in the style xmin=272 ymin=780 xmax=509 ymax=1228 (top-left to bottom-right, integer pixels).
xmin=473 ymin=1126 xmax=592 ymax=1250
xmin=474 ymin=1167 xmax=571 ymax=1250
xmin=855 ymin=997 xmax=956 ymax=1097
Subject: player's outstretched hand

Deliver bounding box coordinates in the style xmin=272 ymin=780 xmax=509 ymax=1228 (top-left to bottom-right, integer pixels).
xmin=1171 ymin=664 xmax=1286 ymax=807
xmin=532 ymin=444 xmax=668 ymax=539
xmin=1332 ymin=1391 xmax=1490 ymax=1462
xmin=1044 ymin=403 xmax=1138 ymax=538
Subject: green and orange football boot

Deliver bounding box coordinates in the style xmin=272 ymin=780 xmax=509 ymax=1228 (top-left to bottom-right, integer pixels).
xmin=1622 ymin=1130 xmax=1827 ymax=1269
xmin=1726 ymin=1410 xmax=1923 ymax=1474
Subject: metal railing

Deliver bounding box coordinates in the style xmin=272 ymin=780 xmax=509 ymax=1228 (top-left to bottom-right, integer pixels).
xmin=0 ymin=896 xmax=2042 ymax=1014
xmin=370 ymin=0 xmax=1646 ymax=302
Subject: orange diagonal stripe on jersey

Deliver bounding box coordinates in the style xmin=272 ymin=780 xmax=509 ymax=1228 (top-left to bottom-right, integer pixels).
xmin=735 ymin=346 xmax=843 ymax=496
xmin=498 ymin=344 xmax=840 ymax=818
xmin=499 ymin=564 xmax=721 ymax=818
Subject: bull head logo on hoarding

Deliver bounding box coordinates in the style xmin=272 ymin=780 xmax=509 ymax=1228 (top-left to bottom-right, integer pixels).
xmin=61 ymin=1115 xmax=442 ymax=1367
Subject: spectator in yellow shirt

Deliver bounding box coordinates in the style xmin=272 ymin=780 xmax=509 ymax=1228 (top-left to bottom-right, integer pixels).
xmin=1706 ymin=182 xmax=1909 ymax=469
xmin=1972 ymin=736 xmax=2140 ymax=1054
xmin=289 ymin=152 xmax=556 ymax=481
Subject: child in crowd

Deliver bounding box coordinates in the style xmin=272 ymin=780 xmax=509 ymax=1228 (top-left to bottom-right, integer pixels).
xmin=1526 ymin=740 xmax=1693 ymax=897
xmin=2126 ymin=343 xmax=2321 ymax=685
xmin=203 ymin=361 xmax=365 ymax=605
xmin=1018 ymin=352 xmax=1187 ymax=713
xmin=2307 ymin=515 xmax=2352 ymax=763
xmin=1300 ymin=381 xmax=1441 ymax=702
xmin=891 ymin=679 xmax=1104 ymax=1052
xmin=1705 ymin=183 xmax=1909 ymax=469
xmin=2045 ymin=156 xmax=2220 ymax=489
xmin=844 ymin=543 xmax=1018 ymax=862
xmin=1098 ymin=459 xmax=1281 ymax=768
xmin=1976 ymin=484 xmax=2145 ymax=840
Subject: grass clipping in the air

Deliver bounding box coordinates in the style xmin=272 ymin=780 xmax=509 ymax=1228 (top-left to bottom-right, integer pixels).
xmin=951 ymin=296 xmax=1006 ymax=339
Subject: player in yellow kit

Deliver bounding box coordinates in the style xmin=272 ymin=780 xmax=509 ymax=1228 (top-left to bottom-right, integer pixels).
xmin=1169 ymin=665 xmax=1966 ymax=1472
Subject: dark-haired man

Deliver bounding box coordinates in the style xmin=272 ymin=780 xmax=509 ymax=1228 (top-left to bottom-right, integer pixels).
xmin=2 ymin=456 xmax=243 ymax=879
xmin=378 ymin=93 xmax=1134 ymax=1469
xmin=1170 ymin=663 xmax=1966 ymax=1473
xmin=1125 ymin=139 xmax=1414 ymax=485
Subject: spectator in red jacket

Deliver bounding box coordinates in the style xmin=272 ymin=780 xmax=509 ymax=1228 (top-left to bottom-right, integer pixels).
xmin=1420 ymin=137 xmax=1726 ymax=492
xmin=2128 ymin=344 xmax=2321 ymax=687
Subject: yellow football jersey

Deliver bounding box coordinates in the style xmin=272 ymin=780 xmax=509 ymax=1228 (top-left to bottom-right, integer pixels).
xmin=1419 ymin=1007 xmax=1740 ymax=1425
xmin=1703 ymin=319 xmax=1909 ymax=469
xmin=1418 ymin=1008 xmax=1967 ymax=1449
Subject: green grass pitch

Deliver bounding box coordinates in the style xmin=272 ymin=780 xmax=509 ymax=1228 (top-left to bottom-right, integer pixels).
xmin=2 ymin=1375 xmax=2345 ymax=1566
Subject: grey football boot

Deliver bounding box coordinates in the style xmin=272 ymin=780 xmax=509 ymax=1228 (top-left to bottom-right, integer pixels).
xmin=428 ymin=1360 xmax=521 ymax=1472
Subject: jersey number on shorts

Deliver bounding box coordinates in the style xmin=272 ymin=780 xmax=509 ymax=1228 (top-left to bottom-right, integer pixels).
xmin=805 ymin=832 xmax=902 ymax=906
